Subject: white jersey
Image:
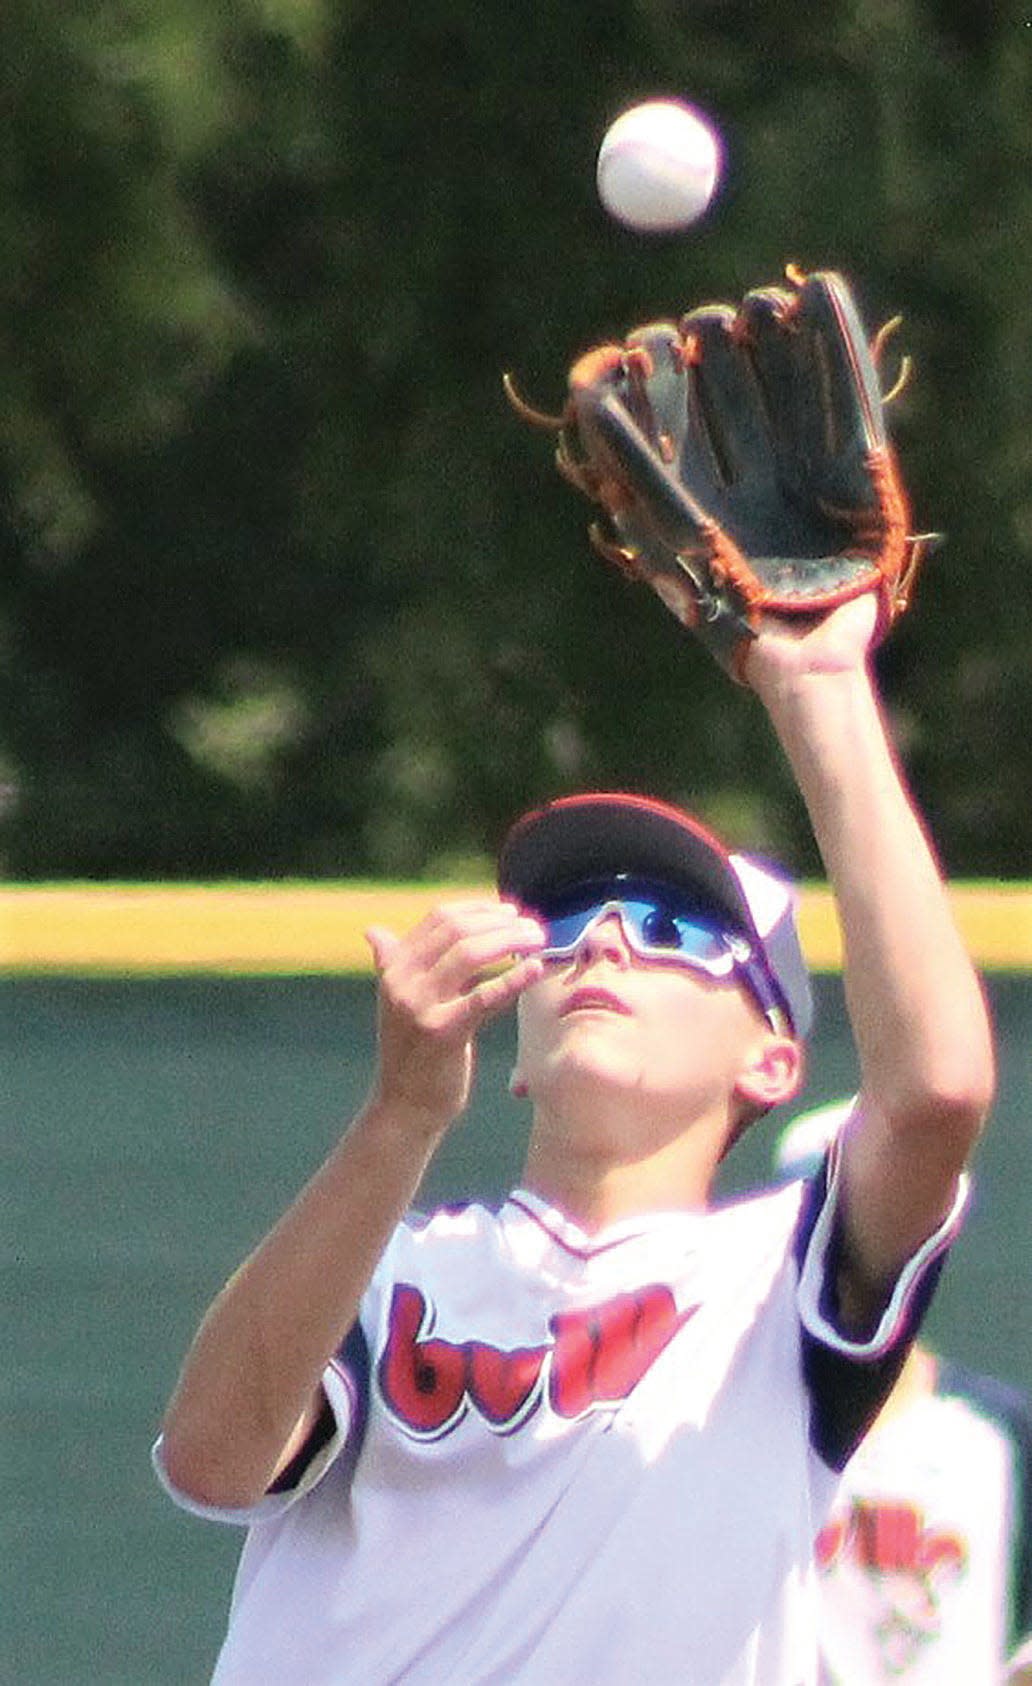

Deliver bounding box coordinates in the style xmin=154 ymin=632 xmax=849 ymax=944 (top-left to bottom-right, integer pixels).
xmin=812 ymin=1361 xmax=1032 ymax=1684
xmin=155 ymin=1158 xmax=966 ymax=1686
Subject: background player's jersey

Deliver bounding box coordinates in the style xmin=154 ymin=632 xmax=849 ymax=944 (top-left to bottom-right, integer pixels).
xmin=156 ymin=1163 xmax=965 ymax=1686
xmin=813 ymin=1360 xmax=1032 ymax=1683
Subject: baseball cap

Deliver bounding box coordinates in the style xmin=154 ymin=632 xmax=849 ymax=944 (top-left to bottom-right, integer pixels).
xmin=772 ymin=1095 xmax=857 ymax=1181
xmin=496 ymin=792 xmax=813 ymax=1038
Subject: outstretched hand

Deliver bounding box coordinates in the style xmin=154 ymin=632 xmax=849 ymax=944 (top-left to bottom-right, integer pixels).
xmin=366 ymin=899 xmax=546 ymax=1139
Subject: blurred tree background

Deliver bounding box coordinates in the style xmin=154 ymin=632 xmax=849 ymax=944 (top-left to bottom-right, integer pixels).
xmin=1 ymin=0 xmax=1030 ymax=882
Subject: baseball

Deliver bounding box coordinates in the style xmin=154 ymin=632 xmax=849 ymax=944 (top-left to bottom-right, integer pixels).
xmin=596 ymin=99 xmax=722 ymax=233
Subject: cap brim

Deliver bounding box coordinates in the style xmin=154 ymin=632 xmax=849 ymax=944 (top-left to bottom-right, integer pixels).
xmin=497 ymin=793 xmax=753 ymax=934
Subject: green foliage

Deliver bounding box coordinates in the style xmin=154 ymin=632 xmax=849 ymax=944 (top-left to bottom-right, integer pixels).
xmin=2 ymin=0 xmax=1031 ymax=877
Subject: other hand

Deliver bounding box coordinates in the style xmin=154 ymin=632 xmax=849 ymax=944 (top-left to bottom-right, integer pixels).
xmin=365 ymin=899 xmax=546 ymax=1137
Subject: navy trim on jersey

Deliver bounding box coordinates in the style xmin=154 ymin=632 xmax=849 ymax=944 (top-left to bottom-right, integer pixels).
xmin=268 ymin=1401 xmax=337 ymax=1494
xmin=333 ymin=1317 xmax=373 ymax=1475
xmin=937 ymin=1357 xmax=1032 ymax=1649
xmin=793 ymin=1156 xmax=945 ymax=1473
xmin=268 ymin=1319 xmax=372 ymax=1494
xmin=506 ymin=1194 xmax=661 ymax=1261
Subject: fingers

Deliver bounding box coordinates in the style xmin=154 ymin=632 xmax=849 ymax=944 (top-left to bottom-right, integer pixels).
xmin=365 ymin=925 xmax=400 ymax=972
xmin=368 ymin=899 xmax=544 ymax=983
xmin=461 ymin=951 xmax=546 ymax=1028
xmin=366 ymin=900 xmax=547 ymax=1130
xmin=366 ymin=899 xmax=547 ymax=1035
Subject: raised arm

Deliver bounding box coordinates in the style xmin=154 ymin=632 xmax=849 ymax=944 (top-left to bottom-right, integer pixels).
xmin=745 ymin=596 xmax=995 ymax=1325
xmin=158 ymin=899 xmax=545 ymax=1509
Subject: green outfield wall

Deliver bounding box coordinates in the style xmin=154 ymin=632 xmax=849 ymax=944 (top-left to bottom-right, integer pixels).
xmin=5 ymin=888 xmax=1032 ymax=1683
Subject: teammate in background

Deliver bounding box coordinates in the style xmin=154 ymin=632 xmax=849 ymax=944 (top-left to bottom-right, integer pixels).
xmin=774 ymin=1098 xmax=1032 ymax=1685
xmin=152 ymin=595 xmax=995 ymax=1684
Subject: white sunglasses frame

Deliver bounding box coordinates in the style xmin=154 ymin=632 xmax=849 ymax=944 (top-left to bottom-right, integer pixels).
xmin=539 ymin=898 xmax=791 ymax=1034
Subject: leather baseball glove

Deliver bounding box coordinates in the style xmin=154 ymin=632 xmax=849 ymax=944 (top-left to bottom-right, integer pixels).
xmin=505 ymin=266 xmax=926 ymax=675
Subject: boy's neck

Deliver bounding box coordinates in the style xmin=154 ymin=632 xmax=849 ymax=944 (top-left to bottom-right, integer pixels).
xmin=521 ymin=1105 xmax=726 ymax=1233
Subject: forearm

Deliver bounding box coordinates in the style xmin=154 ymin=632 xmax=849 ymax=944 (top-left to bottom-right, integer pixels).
xmin=159 ymin=898 xmax=545 ymax=1510
xmin=758 ymin=656 xmax=994 ymax=1307
xmin=160 ymin=1098 xmax=444 ymax=1508
xmin=764 ymin=661 xmax=994 ymax=1123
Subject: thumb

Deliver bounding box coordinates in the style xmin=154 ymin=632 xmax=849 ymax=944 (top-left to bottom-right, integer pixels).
xmin=364 ymin=925 xmax=399 ymax=974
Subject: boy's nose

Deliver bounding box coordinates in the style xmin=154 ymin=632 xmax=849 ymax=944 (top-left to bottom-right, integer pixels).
xmin=572 ymin=911 xmax=632 ymax=967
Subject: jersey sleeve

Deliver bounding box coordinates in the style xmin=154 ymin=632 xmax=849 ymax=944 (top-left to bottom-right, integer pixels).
xmin=793 ymin=1139 xmax=969 ymax=1473
xmin=150 ymin=1348 xmax=361 ymax=1528
xmin=151 ymin=1227 xmax=399 ymax=1527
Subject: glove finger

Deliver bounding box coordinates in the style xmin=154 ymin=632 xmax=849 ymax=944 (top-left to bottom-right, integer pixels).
xmin=570 ymin=335 xmax=759 ymax=666
xmin=622 ymin=321 xmax=727 ymax=506
xmin=677 ymin=304 xmax=776 ymax=487
xmin=792 ymin=270 xmax=913 ymax=601
xmin=576 ymin=386 xmax=713 ymax=554
xmin=720 ymin=285 xmax=864 ymax=563
xmin=742 ymin=274 xmax=888 ymax=491
xmin=737 ymin=279 xmax=885 ymax=522
xmin=782 ymin=272 xmax=894 ymax=521
xmin=568 ymin=323 xmax=692 ymax=488
xmin=574 ymin=323 xmax=722 ymax=550
xmin=791 ymin=269 xmax=889 ymax=456
xmin=735 ymin=285 xmax=818 ymax=472
xmin=621 ymin=321 xmax=688 ymax=447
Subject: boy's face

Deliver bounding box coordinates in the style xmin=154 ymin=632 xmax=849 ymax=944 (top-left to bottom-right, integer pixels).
xmin=512 ymin=906 xmax=783 ymax=1123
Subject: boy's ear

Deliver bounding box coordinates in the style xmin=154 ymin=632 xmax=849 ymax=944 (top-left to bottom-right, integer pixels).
xmin=508 ymin=1067 xmax=529 ymax=1099
xmin=734 ymin=1035 xmax=805 ymax=1113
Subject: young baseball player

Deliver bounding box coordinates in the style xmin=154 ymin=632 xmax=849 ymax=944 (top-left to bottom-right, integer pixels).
xmin=153 ymin=593 xmax=995 ymax=1684
xmin=774 ymin=1098 xmax=1032 ymax=1685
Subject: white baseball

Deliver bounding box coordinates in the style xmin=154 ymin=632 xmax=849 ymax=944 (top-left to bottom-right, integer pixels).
xmin=597 ymin=99 xmax=722 ymax=233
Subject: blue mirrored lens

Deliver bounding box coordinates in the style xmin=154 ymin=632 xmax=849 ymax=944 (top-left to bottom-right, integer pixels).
xmin=542 ymin=897 xmax=734 ymax=970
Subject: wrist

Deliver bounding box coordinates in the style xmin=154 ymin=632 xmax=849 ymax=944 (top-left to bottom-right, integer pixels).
xmin=356 ymin=1091 xmax=455 ymax=1153
xmin=752 ymin=656 xmax=875 ymax=729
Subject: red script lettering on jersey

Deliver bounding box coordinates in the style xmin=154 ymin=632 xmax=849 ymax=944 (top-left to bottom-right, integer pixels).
xmin=817 ymin=1501 xmax=966 ymax=1579
xmin=377 ymin=1283 xmax=697 ymax=1438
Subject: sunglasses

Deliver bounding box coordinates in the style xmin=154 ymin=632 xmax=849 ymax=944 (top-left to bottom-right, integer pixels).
xmin=535 ymin=880 xmax=788 ymax=1031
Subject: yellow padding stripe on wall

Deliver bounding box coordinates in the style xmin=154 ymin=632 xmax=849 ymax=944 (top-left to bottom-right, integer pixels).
xmin=3 ymin=882 xmax=1032 ymax=974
